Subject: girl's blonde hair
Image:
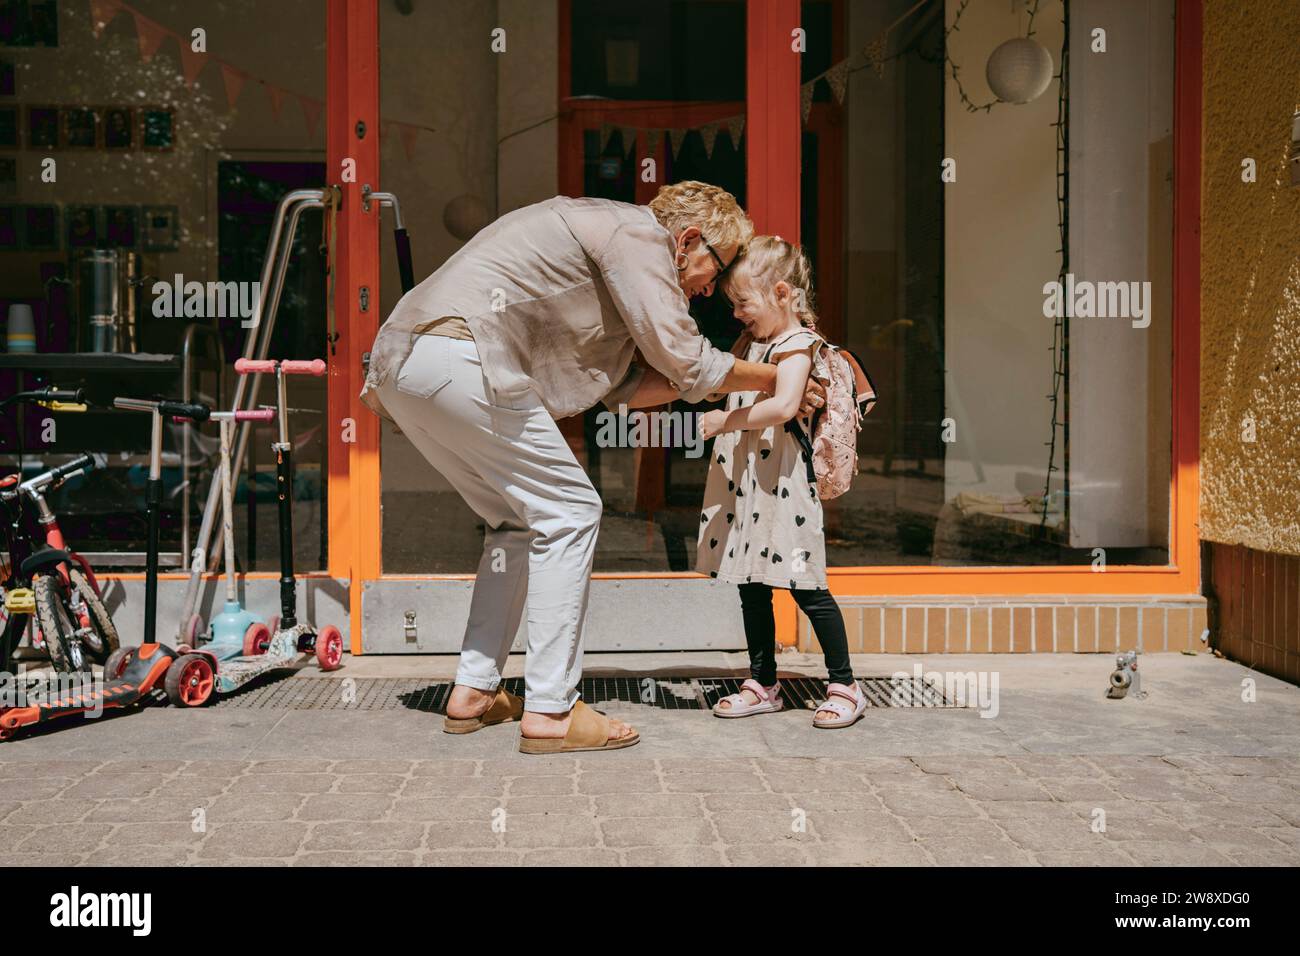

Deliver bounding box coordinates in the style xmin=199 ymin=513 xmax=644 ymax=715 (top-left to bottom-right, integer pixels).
xmin=649 ymin=180 xmax=754 ymax=254
xmin=720 ymin=235 xmax=819 ymax=329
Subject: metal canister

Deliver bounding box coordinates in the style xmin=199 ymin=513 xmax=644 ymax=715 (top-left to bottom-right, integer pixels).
xmin=77 ymin=249 xmax=139 ymax=352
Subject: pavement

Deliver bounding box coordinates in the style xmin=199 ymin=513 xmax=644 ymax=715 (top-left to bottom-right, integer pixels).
xmin=1 ymin=650 xmax=1298 ymax=866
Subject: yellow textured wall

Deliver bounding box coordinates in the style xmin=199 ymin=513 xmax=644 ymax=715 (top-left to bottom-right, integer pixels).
xmin=1200 ymin=0 xmax=1300 ymax=554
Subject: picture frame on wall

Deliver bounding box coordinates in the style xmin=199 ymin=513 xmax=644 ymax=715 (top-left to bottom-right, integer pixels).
xmin=103 ymin=107 xmax=133 ymax=149
xmin=141 ymin=204 xmax=178 ymax=251
xmin=0 ymin=156 xmax=14 ymax=197
xmin=23 ymin=203 xmax=57 ymax=249
xmin=26 ymin=105 xmax=56 ymax=149
xmin=0 ymin=60 xmax=14 ymax=96
xmin=103 ymin=205 xmax=137 ymax=247
xmin=141 ymin=107 xmax=173 ymax=150
xmin=66 ymin=204 xmax=98 ymax=249
xmin=0 ymin=0 xmax=59 ymax=47
xmin=60 ymin=106 xmax=97 ymax=149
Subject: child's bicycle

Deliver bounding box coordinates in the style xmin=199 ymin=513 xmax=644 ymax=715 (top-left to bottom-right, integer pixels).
xmin=0 ymin=387 xmax=117 ymax=674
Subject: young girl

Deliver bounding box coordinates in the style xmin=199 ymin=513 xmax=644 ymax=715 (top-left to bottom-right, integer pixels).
xmin=696 ymin=236 xmax=866 ymax=729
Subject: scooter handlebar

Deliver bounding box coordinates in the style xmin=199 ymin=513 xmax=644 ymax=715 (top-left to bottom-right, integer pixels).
xmin=280 ymin=359 xmax=327 ymax=377
xmin=233 ymin=358 xmax=327 ymax=377
xmin=157 ymin=400 xmax=210 ymax=423
xmin=235 ymin=408 xmax=275 ymax=422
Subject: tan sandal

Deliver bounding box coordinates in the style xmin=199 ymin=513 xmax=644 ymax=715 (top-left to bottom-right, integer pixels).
xmin=442 ymin=687 xmax=525 ymax=734
xmin=517 ymin=700 xmax=640 ymax=755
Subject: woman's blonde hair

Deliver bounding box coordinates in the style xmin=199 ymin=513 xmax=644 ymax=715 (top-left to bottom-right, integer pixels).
xmin=649 ymin=180 xmax=754 ymax=254
xmin=720 ymin=235 xmax=819 ymax=329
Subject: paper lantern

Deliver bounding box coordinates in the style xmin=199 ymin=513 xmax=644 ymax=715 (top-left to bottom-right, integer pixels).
xmin=443 ymin=194 xmax=491 ymax=241
xmin=985 ymin=37 xmax=1053 ymax=105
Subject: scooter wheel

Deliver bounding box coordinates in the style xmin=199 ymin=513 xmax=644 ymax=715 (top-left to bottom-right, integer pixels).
xmin=102 ymin=646 xmax=135 ymax=681
xmin=267 ymin=615 xmax=280 ymax=636
xmin=242 ymin=622 xmax=271 ymax=656
xmin=165 ymin=654 xmax=215 ymax=707
xmin=315 ymin=626 xmax=344 ymax=671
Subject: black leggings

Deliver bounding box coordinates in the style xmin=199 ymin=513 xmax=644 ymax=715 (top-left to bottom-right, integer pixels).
xmin=737 ymin=583 xmax=854 ymax=687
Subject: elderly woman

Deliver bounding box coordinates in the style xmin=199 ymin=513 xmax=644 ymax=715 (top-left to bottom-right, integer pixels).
xmin=362 ymin=181 xmax=821 ymax=754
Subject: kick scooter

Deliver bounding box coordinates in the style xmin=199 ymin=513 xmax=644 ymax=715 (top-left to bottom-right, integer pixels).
xmin=179 ymin=406 xmax=278 ymax=659
xmin=195 ymin=358 xmax=342 ymax=698
xmin=0 ymin=396 xmax=211 ymax=737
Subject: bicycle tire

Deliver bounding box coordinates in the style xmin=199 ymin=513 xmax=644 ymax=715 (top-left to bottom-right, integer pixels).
xmin=33 ymin=573 xmax=90 ymax=674
xmin=68 ymin=569 xmax=119 ymax=663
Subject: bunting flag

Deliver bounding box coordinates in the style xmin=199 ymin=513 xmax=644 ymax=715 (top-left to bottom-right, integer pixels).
xmin=89 ymin=0 xmax=122 ymax=38
xmin=864 ymin=37 xmax=887 ymax=78
xmin=131 ymin=8 xmax=167 ymax=62
xmin=826 ymin=61 xmax=850 ymax=104
xmin=644 ymin=129 xmax=663 ymax=158
xmin=668 ymin=127 xmax=686 ymax=161
xmin=297 ymin=95 xmax=323 ymax=140
xmin=800 ymin=82 xmax=815 ymax=124
xmin=726 ymin=115 xmax=745 ymax=147
xmin=598 ymin=123 xmax=615 ymax=153
xmin=219 ymin=64 xmax=246 ymax=109
xmin=262 ymin=80 xmax=285 ymax=122
xmin=622 ymin=127 xmax=638 ymax=157
xmin=178 ymin=43 xmax=207 ymax=88
xmin=699 ymin=122 xmax=719 ymax=159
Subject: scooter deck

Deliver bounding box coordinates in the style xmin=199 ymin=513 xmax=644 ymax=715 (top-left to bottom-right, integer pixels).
xmin=212 ymin=626 xmax=316 ymax=695
xmin=0 ymin=643 xmax=176 ymax=738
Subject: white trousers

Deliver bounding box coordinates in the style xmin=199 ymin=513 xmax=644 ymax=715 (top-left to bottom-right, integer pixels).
xmin=377 ymin=335 xmax=599 ymax=712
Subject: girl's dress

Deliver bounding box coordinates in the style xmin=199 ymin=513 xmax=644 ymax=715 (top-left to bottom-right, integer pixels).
xmin=695 ymin=328 xmax=831 ymax=590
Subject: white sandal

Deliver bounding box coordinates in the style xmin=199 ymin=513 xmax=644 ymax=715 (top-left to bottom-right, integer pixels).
xmin=813 ymin=682 xmax=867 ymax=729
xmin=713 ymin=678 xmax=783 ymax=718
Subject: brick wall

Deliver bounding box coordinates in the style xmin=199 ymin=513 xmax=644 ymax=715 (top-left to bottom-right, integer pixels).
xmin=798 ymin=595 xmax=1208 ymax=655
xmin=1205 ymin=543 xmax=1300 ymax=684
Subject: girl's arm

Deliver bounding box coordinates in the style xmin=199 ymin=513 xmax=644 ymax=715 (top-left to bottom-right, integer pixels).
xmin=699 ymin=352 xmax=812 ymax=438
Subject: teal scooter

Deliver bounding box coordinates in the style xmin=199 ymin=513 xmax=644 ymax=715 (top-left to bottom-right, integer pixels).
xmin=181 ymin=406 xmax=279 ymax=659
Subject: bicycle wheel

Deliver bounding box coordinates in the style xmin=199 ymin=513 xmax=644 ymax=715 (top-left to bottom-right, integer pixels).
xmin=67 ymin=569 xmax=119 ymax=663
xmin=33 ymin=573 xmax=90 ymax=674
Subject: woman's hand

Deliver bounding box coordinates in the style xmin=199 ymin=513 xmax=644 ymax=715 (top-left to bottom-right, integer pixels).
xmin=698 ymin=409 xmax=729 ymax=440
xmin=799 ymin=377 xmax=827 ymax=417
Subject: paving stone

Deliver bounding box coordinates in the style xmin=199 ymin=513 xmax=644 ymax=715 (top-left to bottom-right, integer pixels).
xmin=953 ymin=778 xmax=1052 ymax=801
xmin=95 ymin=760 xmax=186 ymax=774
xmin=82 ymin=846 xmax=192 ymax=866
xmin=84 ymin=797 xmax=212 ymax=823
xmin=578 ymin=771 xmax=664 ymax=795
xmin=0 ymin=779 xmax=73 ymax=800
xmin=293 ymin=851 xmax=421 ymax=866
xmin=879 ymin=790 xmax=976 ymax=817
xmin=179 ymin=761 xmax=252 ymax=776
xmin=600 ymin=816 xmax=714 ymax=847
xmin=389 ymin=796 xmax=503 ymax=822
xmin=1199 ymin=775 xmax=1299 ymax=803
xmin=1186 ymin=823 xmax=1299 ymax=851
xmin=425 ymin=821 xmax=500 ymax=850
xmin=105 ymin=823 xmax=203 ymax=847
xmin=420 ymin=849 xmax=522 ymax=866
xmin=701 ymin=791 xmax=796 ymax=812
xmin=1002 ymin=818 xmax=1109 ymax=852
xmin=205 ymin=793 xmax=303 ymax=823
xmin=724 ymin=844 xmax=810 ymax=866
xmin=297 ymin=794 xmax=392 ymax=821
xmin=198 ymin=823 xmax=310 ymax=859
xmin=227 ymin=773 xmax=334 ymax=795
xmin=153 ymin=777 xmax=234 ymax=799
xmin=5 ymin=800 xmax=96 ymax=824
xmin=621 ymin=846 xmax=726 ymax=866
xmin=504 ymin=775 xmax=575 ymax=795
xmin=1033 ymin=848 xmax=1139 ymax=866
xmin=14 ymin=824 xmax=113 ymax=853
xmin=1118 ymin=841 xmax=1236 ymax=866
xmin=522 ymin=848 xmax=622 ymax=866
xmin=1033 ymin=778 xmax=1124 ymax=803
xmin=763 ymin=771 xmax=870 ymax=793
xmin=663 ymin=772 xmax=767 ymax=794
xmin=803 ymin=841 xmax=932 ymax=865
xmin=1216 ymin=846 xmax=1300 ymax=866
xmin=807 ymin=811 xmax=916 ymax=844
xmin=1097 ymin=816 xmax=1192 ymax=843
xmin=62 ymin=774 xmax=167 ymax=799
xmin=410 ymin=760 xmax=478 ymax=777
xmin=0 ymin=760 xmax=100 ymax=777
xmin=503 ymin=795 xmax=592 ymax=816
xmin=1006 ymin=755 xmax=1102 ymax=777
xmin=912 ymin=756 xmax=1019 ymax=776
xmin=400 ymin=775 xmax=504 ymax=797
xmin=660 ymin=757 xmax=756 ymax=774
xmin=248 ymin=759 xmax=335 ymax=774
xmin=500 ymin=814 xmax=603 ymax=849
xmin=332 ymin=760 xmax=414 ymax=775
xmin=922 ymin=839 xmax=1037 ymax=866
xmin=710 ymin=811 xmax=816 ymax=844
xmin=305 ymin=821 xmax=425 ymax=853
xmin=335 ymin=774 xmax=407 ymax=794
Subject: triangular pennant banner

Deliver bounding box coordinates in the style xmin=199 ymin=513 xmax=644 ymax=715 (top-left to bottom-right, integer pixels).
xmin=262 ymin=81 xmax=285 ymax=121
xmin=398 ymin=123 xmax=419 ymax=160
xmin=88 ymin=0 xmax=122 ymax=38
xmin=827 ymin=61 xmax=849 ymax=104
xmin=699 ymin=122 xmax=719 ymax=159
xmin=645 ymin=129 xmax=663 ymax=157
xmin=865 ymin=36 xmax=887 ymax=78
xmin=178 ymin=44 xmax=208 ymax=89
xmin=599 ymin=123 xmax=615 ymax=152
xmin=668 ymin=128 xmax=686 ymax=160
xmin=622 ymin=127 xmax=638 ymax=157
xmin=220 ymin=64 xmax=246 ymax=109
xmin=800 ymin=81 xmax=814 ymax=124
xmin=298 ymin=95 xmax=323 ymax=139
xmin=725 ymin=115 xmax=745 ymax=147
xmin=132 ymin=9 xmax=169 ymax=63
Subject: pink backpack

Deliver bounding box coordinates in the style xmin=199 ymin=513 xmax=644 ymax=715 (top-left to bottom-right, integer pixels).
xmin=763 ymin=332 xmax=877 ymax=500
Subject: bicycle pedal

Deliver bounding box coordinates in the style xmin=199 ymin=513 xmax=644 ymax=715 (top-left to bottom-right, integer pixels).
xmin=3 ymin=588 xmax=34 ymax=614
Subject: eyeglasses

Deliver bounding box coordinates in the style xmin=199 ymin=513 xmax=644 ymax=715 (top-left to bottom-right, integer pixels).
xmin=703 ymin=240 xmax=735 ymax=281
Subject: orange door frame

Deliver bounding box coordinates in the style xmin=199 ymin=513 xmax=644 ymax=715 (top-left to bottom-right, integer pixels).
xmin=328 ymin=0 xmax=1202 ymax=655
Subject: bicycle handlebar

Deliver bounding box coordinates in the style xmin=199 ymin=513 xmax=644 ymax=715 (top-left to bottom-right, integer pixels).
xmin=234 ymin=358 xmax=326 ymax=377
xmin=1 ymin=387 xmax=86 ymax=409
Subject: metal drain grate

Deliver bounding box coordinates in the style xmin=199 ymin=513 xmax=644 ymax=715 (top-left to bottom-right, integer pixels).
xmin=212 ymin=676 xmax=964 ymax=710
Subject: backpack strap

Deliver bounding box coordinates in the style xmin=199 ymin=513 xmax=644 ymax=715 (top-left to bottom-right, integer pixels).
xmin=759 ymin=329 xmax=819 ymax=364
